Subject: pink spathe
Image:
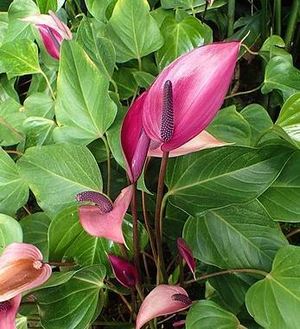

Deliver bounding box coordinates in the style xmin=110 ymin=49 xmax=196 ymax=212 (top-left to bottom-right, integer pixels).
xmin=0 ymin=243 xmax=51 ymax=302
xmin=177 ymin=238 xmax=196 ymax=279
xmin=136 ymin=285 xmax=192 ymax=329
xmin=0 ymin=295 xmax=21 ymax=329
xmin=78 ymin=185 xmax=134 ymax=244
xmin=142 ymin=41 xmax=240 ymax=151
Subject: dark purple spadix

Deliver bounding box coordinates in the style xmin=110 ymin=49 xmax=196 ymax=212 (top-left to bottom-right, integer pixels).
xmin=160 ymin=80 xmax=174 ymax=143
xmin=171 ymin=293 xmax=192 ymax=306
xmin=0 ymin=301 xmax=11 ymax=312
xmin=76 ymin=191 xmax=113 ymax=213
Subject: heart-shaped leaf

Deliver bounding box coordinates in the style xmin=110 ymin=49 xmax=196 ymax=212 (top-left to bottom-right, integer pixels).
xmin=0 ymin=213 xmax=23 ymax=254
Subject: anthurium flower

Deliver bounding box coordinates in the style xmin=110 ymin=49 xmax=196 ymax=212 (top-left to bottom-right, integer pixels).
xmin=108 ymin=254 xmax=139 ymax=288
xmin=0 ymin=295 xmax=21 ymax=329
xmin=0 ymin=243 xmax=51 ymax=302
xmin=121 ymin=92 xmax=150 ymax=183
xmin=177 ymin=238 xmax=196 ymax=279
xmin=76 ymin=185 xmax=133 ymax=244
xmin=142 ymin=42 xmax=240 ymax=152
xmin=136 ymin=285 xmax=192 ymax=329
xmin=22 ymin=10 xmax=72 ymax=59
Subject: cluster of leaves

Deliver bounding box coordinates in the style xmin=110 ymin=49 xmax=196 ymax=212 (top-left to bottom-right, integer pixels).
xmin=1 ymin=0 xmax=300 ymax=328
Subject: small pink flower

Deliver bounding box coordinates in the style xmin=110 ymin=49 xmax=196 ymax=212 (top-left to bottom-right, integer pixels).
xmin=22 ymin=10 xmax=72 ymax=59
xmin=0 ymin=295 xmax=21 ymax=329
xmin=136 ymin=285 xmax=192 ymax=329
xmin=108 ymin=254 xmax=139 ymax=288
xmin=76 ymin=185 xmax=133 ymax=244
xmin=0 ymin=243 xmax=52 ymax=302
xmin=177 ymin=238 xmax=196 ymax=279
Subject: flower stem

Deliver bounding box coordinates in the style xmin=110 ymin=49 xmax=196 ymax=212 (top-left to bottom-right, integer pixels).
xmin=274 ymin=0 xmax=282 ymax=35
xmin=131 ymin=182 xmax=141 ymax=278
xmin=227 ymin=0 xmax=236 ymax=37
xmin=40 ymin=70 xmax=55 ymax=100
xmin=185 ymin=268 xmax=268 ymax=286
xmin=225 ymin=83 xmax=262 ymax=99
xmin=101 ymin=135 xmax=111 ymax=196
xmin=285 ymin=0 xmax=299 ymax=50
xmin=155 ymin=151 xmax=169 ymax=283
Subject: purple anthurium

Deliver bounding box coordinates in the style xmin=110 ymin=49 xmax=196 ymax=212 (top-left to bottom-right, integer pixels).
xmin=177 ymin=238 xmax=196 ymax=279
xmin=108 ymin=254 xmax=139 ymax=288
xmin=142 ymin=41 xmax=240 ymax=152
xmin=0 ymin=243 xmax=52 ymax=302
xmin=76 ymin=185 xmax=133 ymax=244
xmin=136 ymin=285 xmax=192 ymax=329
xmin=22 ymin=10 xmax=72 ymax=59
xmin=0 ymin=295 xmax=21 ymax=329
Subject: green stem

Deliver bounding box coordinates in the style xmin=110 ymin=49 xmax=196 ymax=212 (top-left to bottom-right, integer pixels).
xmin=260 ymin=0 xmax=269 ymax=40
xmin=274 ymin=0 xmax=282 ymax=35
xmin=285 ymin=0 xmax=299 ymax=50
xmin=137 ymin=56 xmax=142 ymax=71
xmin=185 ymin=268 xmax=268 ymax=286
xmin=227 ymin=0 xmax=236 ymax=37
xmin=155 ymin=151 xmax=169 ymax=283
xmin=131 ymin=182 xmax=141 ymax=278
xmin=101 ymin=135 xmax=111 ymax=196
xmin=40 ymin=70 xmax=55 ymax=100
xmin=225 ymin=83 xmax=262 ymax=99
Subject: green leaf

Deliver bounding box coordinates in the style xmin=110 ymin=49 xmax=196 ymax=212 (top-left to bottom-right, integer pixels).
xmin=18 ymin=144 xmax=102 ymax=217
xmin=166 ymin=146 xmax=293 ymax=216
xmin=105 ymin=0 xmax=163 ymax=63
xmin=259 ymin=151 xmax=300 ymax=222
xmin=48 ymin=206 xmax=148 ymax=267
xmin=240 ymin=104 xmax=273 ymax=146
xmin=24 ymin=92 xmax=54 ymax=119
xmin=113 ymin=67 xmax=138 ymax=100
xmin=36 ymin=0 xmax=57 ymax=13
xmin=0 ymin=147 xmax=29 ymax=216
xmin=0 ymin=39 xmax=40 ymax=77
xmin=23 ymin=117 xmax=55 ymax=147
xmin=259 ymin=35 xmax=291 ymax=62
xmin=186 ymin=300 xmax=241 ymax=329
xmin=16 ymin=316 xmax=28 ymax=329
xmin=20 ymin=212 xmax=51 ymax=259
xmin=246 ymin=245 xmax=300 ymax=329
xmin=156 ymin=16 xmax=212 ymax=71
xmin=36 ymin=265 xmax=106 ymax=329
xmin=207 ymin=106 xmax=252 ymax=146
xmin=132 ymin=71 xmax=155 ymax=89
xmin=5 ymin=0 xmax=39 ymax=42
xmin=276 ymin=92 xmax=300 ymax=144
xmin=262 ymin=56 xmax=300 ymax=100
xmin=54 ymin=40 xmax=117 ymax=144
xmin=76 ymin=17 xmax=116 ymax=79
xmin=184 ymin=200 xmax=287 ymax=270
xmin=0 ymin=97 xmax=25 ymax=146
xmin=0 ymin=13 xmax=8 ymax=46
xmin=85 ymin=0 xmax=114 ymax=22
xmin=0 ymin=213 xmax=23 ymax=254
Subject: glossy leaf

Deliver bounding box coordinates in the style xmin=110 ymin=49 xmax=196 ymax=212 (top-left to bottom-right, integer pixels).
xmin=259 ymin=151 xmax=300 ymax=222
xmin=0 ymin=214 xmax=23 ymax=254
xmin=246 ymin=245 xmax=300 ymax=329
xmin=84 ymin=0 xmax=114 ymax=22
xmin=36 ymin=0 xmax=57 ymax=13
xmin=184 ymin=200 xmax=287 ymax=270
xmin=35 ymin=265 xmax=106 ymax=329
xmin=0 ymin=39 xmax=40 ymax=77
xmin=156 ymin=15 xmax=212 ymax=71
xmin=23 ymin=117 xmax=55 ymax=147
xmin=166 ymin=146 xmax=293 ymax=216
xmin=54 ymin=40 xmax=117 ymax=144
xmin=18 ymin=144 xmax=102 ymax=217
xmin=24 ymin=92 xmax=54 ymax=119
xmin=0 ymin=148 xmax=29 ymax=216
xmin=186 ymin=300 xmax=241 ymax=329
xmin=105 ymin=0 xmax=163 ymax=62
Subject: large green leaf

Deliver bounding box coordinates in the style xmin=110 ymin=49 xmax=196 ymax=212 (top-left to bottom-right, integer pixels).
xmin=48 ymin=206 xmax=148 ymax=268
xmin=5 ymin=0 xmax=38 ymax=42
xmin=0 ymin=213 xmax=23 ymax=254
xmin=0 ymin=148 xmax=29 ymax=216
xmin=207 ymin=106 xmax=252 ymax=146
xmin=0 ymin=97 xmax=25 ymax=146
xmin=24 ymin=92 xmax=54 ymax=119
xmin=54 ymin=41 xmax=117 ymax=144
xmin=186 ymin=300 xmax=241 ymax=329
xmin=0 ymin=13 xmax=8 ymax=46
xmin=184 ymin=200 xmax=287 ymax=270
xmin=23 ymin=117 xmax=55 ymax=147
xmin=166 ymin=146 xmax=293 ymax=216
xmin=76 ymin=17 xmax=116 ymax=79
xmin=246 ymin=245 xmax=300 ymax=329
xmin=0 ymin=39 xmax=40 ymax=77
xmin=20 ymin=212 xmax=51 ymax=258
xmin=84 ymin=0 xmax=114 ymax=22
xmin=276 ymin=92 xmax=300 ymax=144
xmin=259 ymin=151 xmax=300 ymax=222
xmin=262 ymin=56 xmax=300 ymax=100
xmin=36 ymin=265 xmax=106 ymax=329
xmin=105 ymin=0 xmax=163 ymax=63
xmin=18 ymin=144 xmax=102 ymax=217
xmin=156 ymin=15 xmax=212 ymax=71
xmin=36 ymin=0 xmax=57 ymax=13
